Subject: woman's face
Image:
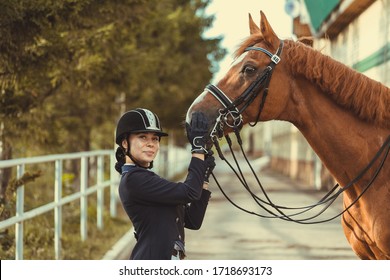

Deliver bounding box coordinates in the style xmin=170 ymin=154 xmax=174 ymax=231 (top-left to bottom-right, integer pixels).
xmin=127 ymin=132 xmax=160 ymax=167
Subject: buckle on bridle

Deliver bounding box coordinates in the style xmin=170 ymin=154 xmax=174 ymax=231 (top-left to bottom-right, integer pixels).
xmin=223 ymin=110 xmax=243 ymax=128
xmin=209 ymin=110 xmax=225 ymax=140
xmin=271 ymin=54 xmax=280 ymax=64
xmin=209 ymin=109 xmax=243 ymax=143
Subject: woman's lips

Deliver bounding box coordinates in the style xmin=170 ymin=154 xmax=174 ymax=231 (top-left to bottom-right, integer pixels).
xmin=144 ymin=151 xmax=155 ymax=156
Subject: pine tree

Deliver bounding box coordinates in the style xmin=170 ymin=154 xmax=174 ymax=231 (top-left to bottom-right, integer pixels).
xmin=0 ymin=0 xmax=225 ymax=194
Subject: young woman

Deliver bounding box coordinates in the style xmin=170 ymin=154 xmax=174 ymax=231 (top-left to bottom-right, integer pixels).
xmin=115 ymin=108 xmax=215 ymax=260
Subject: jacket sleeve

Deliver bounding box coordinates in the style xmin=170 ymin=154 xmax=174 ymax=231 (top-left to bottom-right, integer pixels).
xmin=123 ymin=157 xmax=206 ymax=205
xmin=184 ymin=189 xmax=211 ymax=230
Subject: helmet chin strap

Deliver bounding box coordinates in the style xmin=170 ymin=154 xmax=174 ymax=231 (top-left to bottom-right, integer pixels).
xmin=125 ymin=138 xmax=153 ymax=169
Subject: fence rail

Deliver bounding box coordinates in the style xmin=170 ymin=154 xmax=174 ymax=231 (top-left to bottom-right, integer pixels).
xmin=0 ymin=146 xmax=190 ymax=260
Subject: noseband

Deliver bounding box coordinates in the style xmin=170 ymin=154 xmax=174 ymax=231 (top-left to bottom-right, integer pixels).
xmin=206 ymin=40 xmax=284 ymax=140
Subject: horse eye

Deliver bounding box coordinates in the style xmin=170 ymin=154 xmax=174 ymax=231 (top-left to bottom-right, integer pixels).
xmin=242 ymin=65 xmax=256 ymax=76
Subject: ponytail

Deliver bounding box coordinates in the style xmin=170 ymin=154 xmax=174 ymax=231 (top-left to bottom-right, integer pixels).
xmin=115 ymin=146 xmax=126 ymax=174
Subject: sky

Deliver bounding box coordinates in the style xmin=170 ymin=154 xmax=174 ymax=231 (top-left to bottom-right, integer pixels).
xmin=203 ymin=0 xmax=294 ymax=82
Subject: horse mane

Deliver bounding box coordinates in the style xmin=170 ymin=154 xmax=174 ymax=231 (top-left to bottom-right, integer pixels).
xmin=235 ymin=36 xmax=390 ymax=129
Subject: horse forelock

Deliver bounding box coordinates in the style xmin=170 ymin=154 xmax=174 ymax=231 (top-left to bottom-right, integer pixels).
xmin=284 ymin=40 xmax=390 ymax=129
xmin=234 ymin=34 xmax=264 ymax=59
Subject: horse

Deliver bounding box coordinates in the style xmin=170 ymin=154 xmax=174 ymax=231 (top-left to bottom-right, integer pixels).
xmin=186 ymin=11 xmax=390 ymax=260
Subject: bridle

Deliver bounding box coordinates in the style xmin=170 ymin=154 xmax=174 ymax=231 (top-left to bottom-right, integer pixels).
xmin=206 ymin=40 xmax=283 ymax=141
xmin=201 ymin=40 xmax=390 ymax=224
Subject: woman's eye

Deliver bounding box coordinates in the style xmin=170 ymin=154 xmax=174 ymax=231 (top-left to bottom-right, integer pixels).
xmin=242 ymin=65 xmax=256 ymax=76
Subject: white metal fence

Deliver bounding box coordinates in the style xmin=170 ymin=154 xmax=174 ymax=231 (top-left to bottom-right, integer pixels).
xmin=0 ymin=146 xmax=190 ymax=260
xmin=0 ymin=150 xmax=119 ymax=260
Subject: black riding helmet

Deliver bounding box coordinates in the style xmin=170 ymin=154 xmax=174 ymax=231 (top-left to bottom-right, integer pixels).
xmin=115 ymin=108 xmax=168 ymax=145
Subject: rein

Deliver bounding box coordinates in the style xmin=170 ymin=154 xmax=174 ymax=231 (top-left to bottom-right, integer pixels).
xmin=204 ymin=40 xmax=390 ymax=224
xmin=211 ymin=131 xmax=390 ymax=224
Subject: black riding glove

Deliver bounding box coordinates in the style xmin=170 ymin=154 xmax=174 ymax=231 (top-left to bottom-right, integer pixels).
xmin=204 ymin=151 xmax=216 ymax=183
xmin=186 ymin=112 xmax=211 ymax=154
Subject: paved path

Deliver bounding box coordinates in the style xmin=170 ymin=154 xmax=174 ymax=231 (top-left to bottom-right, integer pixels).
xmin=105 ymin=156 xmax=358 ymax=260
xmin=184 ymin=156 xmax=358 ymax=260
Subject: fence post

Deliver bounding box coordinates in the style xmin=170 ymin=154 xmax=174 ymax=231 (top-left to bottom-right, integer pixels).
xmin=314 ymin=154 xmax=322 ymax=190
xmin=97 ymin=155 xmax=104 ymax=230
xmin=263 ymin=122 xmax=272 ymax=156
xmin=289 ymin=126 xmax=299 ymax=179
xmin=15 ymin=164 xmax=25 ymax=260
xmin=54 ymin=159 xmax=63 ymax=259
xmin=80 ymin=156 xmax=88 ymax=241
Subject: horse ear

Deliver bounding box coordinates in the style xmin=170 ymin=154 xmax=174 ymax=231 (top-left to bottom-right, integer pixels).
xmin=249 ymin=13 xmax=260 ymax=34
xmin=259 ymin=11 xmax=279 ymax=47
xmin=298 ymin=36 xmax=314 ymax=47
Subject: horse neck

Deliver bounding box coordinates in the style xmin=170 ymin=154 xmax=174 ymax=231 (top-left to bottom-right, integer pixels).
xmin=281 ymin=41 xmax=389 ymax=187
xmin=283 ymin=40 xmax=389 ymax=128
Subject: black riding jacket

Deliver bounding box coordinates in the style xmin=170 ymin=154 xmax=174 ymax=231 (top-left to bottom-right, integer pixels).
xmin=118 ymin=157 xmax=211 ymax=260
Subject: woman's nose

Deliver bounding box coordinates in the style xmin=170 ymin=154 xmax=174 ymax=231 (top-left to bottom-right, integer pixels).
xmin=145 ymin=139 xmax=156 ymax=146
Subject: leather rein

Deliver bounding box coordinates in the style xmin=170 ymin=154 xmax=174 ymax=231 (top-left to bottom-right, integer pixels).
xmin=203 ymin=40 xmax=390 ymax=224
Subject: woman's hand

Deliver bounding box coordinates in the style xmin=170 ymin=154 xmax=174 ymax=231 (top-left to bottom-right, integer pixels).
xmin=186 ymin=112 xmax=210 ymax=154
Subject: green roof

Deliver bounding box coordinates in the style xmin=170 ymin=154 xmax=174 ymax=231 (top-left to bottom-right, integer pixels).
xmin=353 ymin=42 xmax=390 ymax=72
xmin=304 ymin=0 xmax=340 ymax=32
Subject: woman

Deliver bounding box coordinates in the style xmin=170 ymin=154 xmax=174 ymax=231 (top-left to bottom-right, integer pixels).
xmin=115 ymin=108 xmax=215 ymax=260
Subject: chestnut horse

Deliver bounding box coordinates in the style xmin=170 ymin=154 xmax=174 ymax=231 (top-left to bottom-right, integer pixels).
xmin=186 ymin=11 xmax=390 ymax=259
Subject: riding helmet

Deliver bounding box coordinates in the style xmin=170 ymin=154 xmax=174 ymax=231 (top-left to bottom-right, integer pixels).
xmin=115 ymin=108 xmax=168 ymax=145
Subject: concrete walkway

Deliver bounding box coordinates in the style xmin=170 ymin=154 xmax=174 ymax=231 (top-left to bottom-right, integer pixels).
xmin=104 ymin=155 xmax=358 ymax=260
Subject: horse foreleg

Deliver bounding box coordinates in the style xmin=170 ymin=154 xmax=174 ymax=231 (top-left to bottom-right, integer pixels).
xmin=342 ymin=215 xmax=376 ymax=259
xmin=372 ymin=219 xmax=390 ymax=260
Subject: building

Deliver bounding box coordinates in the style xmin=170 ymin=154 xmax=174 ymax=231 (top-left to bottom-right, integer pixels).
xmin=291 ymin=0 xmax=389 ymax=85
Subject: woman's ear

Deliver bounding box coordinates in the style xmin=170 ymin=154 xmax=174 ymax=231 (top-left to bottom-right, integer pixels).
xmin=121 ymin=139 xmax=128 ymax=151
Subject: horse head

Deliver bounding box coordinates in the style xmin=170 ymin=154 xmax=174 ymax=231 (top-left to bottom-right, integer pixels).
xmin=186 ymin=11 xmax=292 ymax=138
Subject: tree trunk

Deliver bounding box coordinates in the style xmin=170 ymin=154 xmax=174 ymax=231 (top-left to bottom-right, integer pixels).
xmin=0 ymin=122 xmax=13 ymax=200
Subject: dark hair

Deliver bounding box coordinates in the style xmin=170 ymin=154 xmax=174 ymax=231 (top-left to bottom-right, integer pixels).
xmin=115 ymin=147 xmax=126 ymax=174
